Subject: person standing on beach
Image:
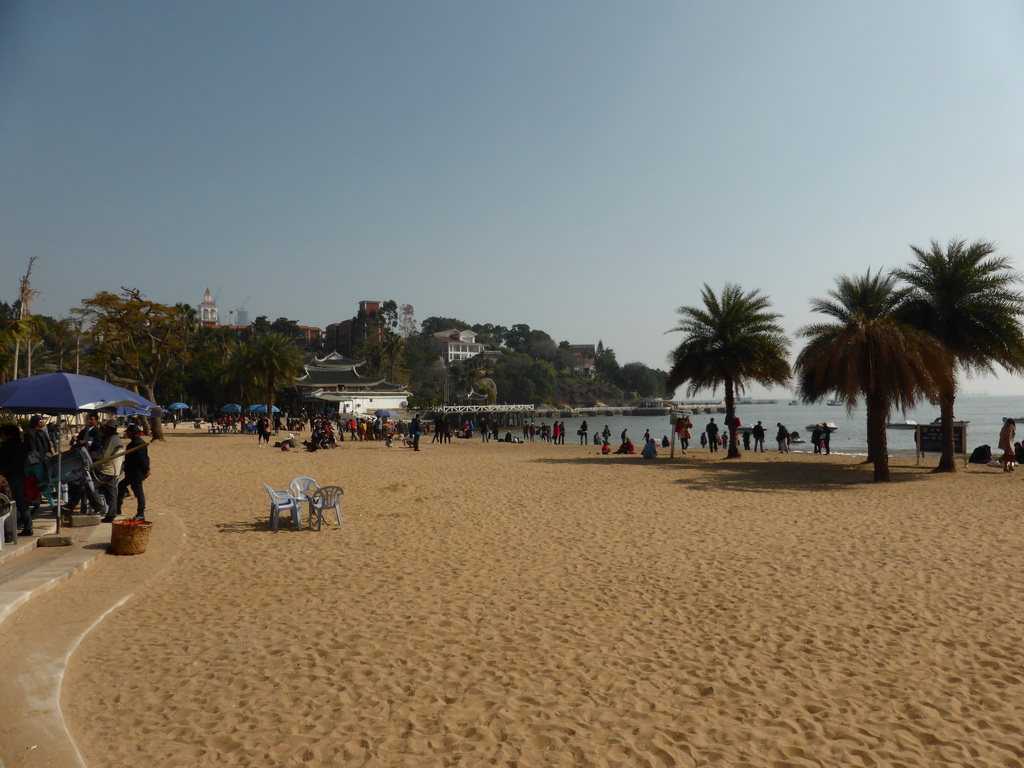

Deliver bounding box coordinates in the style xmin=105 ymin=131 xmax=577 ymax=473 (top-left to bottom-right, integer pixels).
xmin=116 ymin=424 xmax=150 ymax=520
xmin=620 ymin=427 xmax=628 ymax=445
xmin=705 ymin=419 xmax=719 ymax=453
xmin=821 ymin=423 xmax=832 ymax=455
xmin=95 ymin=419 xmax=125 ymax=522
xmin=999 ymin=418 xmax=1016 ymax=472
xmin=811 ymin=424 xmax=822 ymax=454
xmin=752 ymin=421 xmax=765 ymax=452
xmin=579 ymin=420 xmax=589 ymax=445
xmin=0 ymin=424 xmax=31 ymax=538
xmin=776 ymin=423 xmax=790 ymax=453
xmin=410 ymin=415 xmax=422 ymax=452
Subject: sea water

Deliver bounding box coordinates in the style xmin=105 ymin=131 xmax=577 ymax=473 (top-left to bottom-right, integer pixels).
xmin=525 ymin=395 xmax=1023 ymax=457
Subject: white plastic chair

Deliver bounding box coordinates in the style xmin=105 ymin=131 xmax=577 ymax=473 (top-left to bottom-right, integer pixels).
xmin=289 ymin=477 xmax=319 ymax=503
xmin=307 ymin=485 xmax=344 ymax=531
xmin=264 ymin=483 xmax=302 ymax=532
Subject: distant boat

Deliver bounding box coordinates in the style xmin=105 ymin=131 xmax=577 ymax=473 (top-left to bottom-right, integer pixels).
xmin=827 ymin=399 xmax=842 ymax=406
xmin=788 ymin=400 xmax=799 ymax=406
xmin=886 ymin=420 xmax=919 ymax=430
xmin=887 ymin=418 xmax=969 ymax=429
xmin=806 ymin=422 xmax=839 ymax=432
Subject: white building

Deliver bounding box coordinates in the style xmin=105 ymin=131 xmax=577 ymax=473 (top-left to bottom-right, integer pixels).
xmin=433 ymin=329 xmax=486 ymax=363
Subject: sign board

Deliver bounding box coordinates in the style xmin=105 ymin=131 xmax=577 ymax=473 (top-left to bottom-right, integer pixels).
xmin=916 ymin=424 xmax=967 ymax=458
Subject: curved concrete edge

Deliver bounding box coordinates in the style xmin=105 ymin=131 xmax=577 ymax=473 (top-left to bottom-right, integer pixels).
xmin=0 ymin=544 xmax=106 ymax=627
xmin=0 ymin=513 xmax=186 ymax=768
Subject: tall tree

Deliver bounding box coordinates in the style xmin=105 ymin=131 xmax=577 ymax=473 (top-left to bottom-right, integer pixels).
xmin=666 ymin=284 xmax=790 ymax=459
xmin=795 ymin=270 xmax=951 ymax=481
xmin=73 ymin=290 xmax=195 ymax=440
xmin=895 ymin=238 xmax=1024 ymax=471
xmin=245 ymin=333 xmax=306 ymax=417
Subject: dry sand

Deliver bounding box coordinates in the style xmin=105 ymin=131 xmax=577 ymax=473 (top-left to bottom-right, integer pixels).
xmin=3 ymin=428 xmax=1024 ymax=767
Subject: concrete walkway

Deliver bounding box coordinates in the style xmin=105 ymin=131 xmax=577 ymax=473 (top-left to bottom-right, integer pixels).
xmin=0 ymin=515 xmax=111 ymax=768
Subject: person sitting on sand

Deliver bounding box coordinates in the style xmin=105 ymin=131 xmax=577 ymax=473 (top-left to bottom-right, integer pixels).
xmin=641 ymin=439 xmax=658 ymax=459
xmin=615 ymin=438 xmax=636 ymax=455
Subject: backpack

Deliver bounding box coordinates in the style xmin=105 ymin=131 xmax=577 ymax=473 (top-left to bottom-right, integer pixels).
xmin=969 ymin=444 xmax=992 ymax=464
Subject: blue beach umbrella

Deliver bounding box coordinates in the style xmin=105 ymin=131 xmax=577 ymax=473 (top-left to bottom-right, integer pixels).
xmin=249 ymin=404 xmax=280 ymax=414
xmin=220 ymin=403 xmax=242 ymax=414
xmin=0 ymin=372 xmax=155 ymax=414
xmin=0 ymin=372 xmax=157 ymax=535
xmin=374 ymin=409 xmax=400 ymax=418
xmin=168 ymin=402 xmax=189 ymax=410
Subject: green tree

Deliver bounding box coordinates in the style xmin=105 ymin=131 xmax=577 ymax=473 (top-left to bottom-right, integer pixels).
xmin=895 ymin=238 xmax=1024 ymax=472
xmin=795 ymin=271 xmax=951 ymax=481
xmin=419 ymin=316 xmax=471 ymax=336
xmin=73 ymin=290 xmax=195 ymax=440
xmin=270 ymin=317 xmax=301 ymax=339
xmin=594 ymin=342 xmax=619 ymax=382
xmin=244 ymin=333 xmax=306 ymax=417
xmin=617 ymin=362 xmax=668 ymax=398
xmin=491 ymin=353 xmax=556 ymax=404
xmin=667 ymin=284 xmax=790 ymax=459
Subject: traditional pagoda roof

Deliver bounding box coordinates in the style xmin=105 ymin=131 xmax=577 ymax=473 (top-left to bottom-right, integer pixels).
xmin=304 ymin=351 xmax=366 ymax=370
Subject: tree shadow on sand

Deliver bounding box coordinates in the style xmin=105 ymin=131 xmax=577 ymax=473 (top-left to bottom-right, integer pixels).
xmin=532 ymin=455 xmax=935 ymax=493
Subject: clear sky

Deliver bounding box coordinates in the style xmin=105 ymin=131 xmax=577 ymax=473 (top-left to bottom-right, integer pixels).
xmin=4 ymin=1 xmax=1024 ymax=396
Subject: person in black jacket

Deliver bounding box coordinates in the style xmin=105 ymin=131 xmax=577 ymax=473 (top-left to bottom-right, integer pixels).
xmin=0 ymin=424 xmax=31 ymax=538
xmin=116 ymin=424 xmax=150 ymax=520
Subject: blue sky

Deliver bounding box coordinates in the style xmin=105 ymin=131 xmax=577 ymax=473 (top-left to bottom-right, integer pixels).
xmin=4 ymin=1 xmax=1024 ymax=395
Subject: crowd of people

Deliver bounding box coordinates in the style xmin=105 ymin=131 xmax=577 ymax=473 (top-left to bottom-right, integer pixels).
xmin=0 ymin=412 xmax=151 ymax=542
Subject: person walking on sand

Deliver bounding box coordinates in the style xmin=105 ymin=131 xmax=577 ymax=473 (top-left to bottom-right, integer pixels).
xmin=776 ymin=423 xmax=790 ymax=453
xmin=999 ymin=418 xmax=1016 ymax=472
xmin=705 ymin=418 xmax=719 ymax=453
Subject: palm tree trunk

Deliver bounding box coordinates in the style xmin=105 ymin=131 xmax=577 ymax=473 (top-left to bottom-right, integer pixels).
xmin=935 ymin=388 xmax=957 ymax=473
xmin=866 ymin=392 xmax=890 ymax=481
xmin=725 ymin=378 xmax=740 ymax=458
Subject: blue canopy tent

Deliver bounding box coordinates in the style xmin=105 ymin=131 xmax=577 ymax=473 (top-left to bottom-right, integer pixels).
xmin=0 ymin=372 xmax=156 ymax=534
xmin=249 ymin=404 xmax=280 ymax=414
xmin=220 ymin=404 xmax=242 ymax=414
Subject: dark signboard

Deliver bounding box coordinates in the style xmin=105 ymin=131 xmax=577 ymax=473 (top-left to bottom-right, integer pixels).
xmin=918 ymin=424 xmax=966 ymax=454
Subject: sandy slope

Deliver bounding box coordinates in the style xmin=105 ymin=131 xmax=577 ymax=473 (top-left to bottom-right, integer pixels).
xmin=8 ymin=429 xmax=1024 ymax=766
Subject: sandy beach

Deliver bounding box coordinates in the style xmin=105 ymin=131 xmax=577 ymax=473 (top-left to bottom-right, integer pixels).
xmin=2 ymin=429 xmax=1023 ymax=767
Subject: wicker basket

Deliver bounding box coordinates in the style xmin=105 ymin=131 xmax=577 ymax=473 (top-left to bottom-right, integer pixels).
xmin=110 ymin=520 xmax=153 ymax=555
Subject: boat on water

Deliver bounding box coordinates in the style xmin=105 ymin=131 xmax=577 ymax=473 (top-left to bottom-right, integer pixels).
xmin=806 ymin=422 xmax=839 ymax=432
xmin=827 ymin=399 xmax=842 ymax=406
xmin=788 ymin=400 xmax=799 ymax=406
xmin=887 ymin=417 xmax=970 ymax=430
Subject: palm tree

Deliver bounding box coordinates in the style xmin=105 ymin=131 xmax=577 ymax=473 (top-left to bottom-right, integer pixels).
xmin=795 ymin=270 xmax=951 ymax=482
xmin=246 ymin=333 xmax=306 ymax=416
xmin=894 ymin=238 xmax=1024 ymax=472
xmin=666 ymin=284 xmax=790 ymax=458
